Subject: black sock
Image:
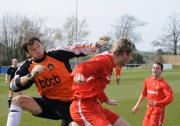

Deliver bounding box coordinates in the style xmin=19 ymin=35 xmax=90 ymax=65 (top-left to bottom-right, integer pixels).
xmin=8 ymin=97 xmax=12 ymax=108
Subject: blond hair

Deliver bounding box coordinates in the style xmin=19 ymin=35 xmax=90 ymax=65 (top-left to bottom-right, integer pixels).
xmin=111 ymin=39 xmax=135 ymax=55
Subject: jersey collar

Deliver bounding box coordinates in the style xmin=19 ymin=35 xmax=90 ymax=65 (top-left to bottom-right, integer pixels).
xmin=33 ymin=51 xmax=47 ymax=63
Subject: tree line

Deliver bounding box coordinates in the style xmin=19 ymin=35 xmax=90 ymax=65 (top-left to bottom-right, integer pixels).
xmin=0 ymin=13 xmax=179 ymax=65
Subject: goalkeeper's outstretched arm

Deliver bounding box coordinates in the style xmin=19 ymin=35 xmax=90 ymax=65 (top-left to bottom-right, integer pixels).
xmin=10 ymin=64 xmax=45 ymax=92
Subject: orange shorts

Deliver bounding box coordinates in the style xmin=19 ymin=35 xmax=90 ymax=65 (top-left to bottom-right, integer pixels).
xmin=70 ymin=98 xmax=119 ymax=126
xmin=143 ymin=106 xmax=164 ymax=126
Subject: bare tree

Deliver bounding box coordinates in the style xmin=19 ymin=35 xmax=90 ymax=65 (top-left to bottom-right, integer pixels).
xmin=0 ymin=14 xmax=46 ymax=63
xmin=62 ymin=16 xmax=89 ymax=45
xmin=41 ymin=28 xmax=64 ymax=50
xmin=152 ymin=14 xmax=180 ymax=55
xmin=111 ymin=14 xmax=146 ymax=43
xmin=0 ymin=15 xmax=24 ymax=62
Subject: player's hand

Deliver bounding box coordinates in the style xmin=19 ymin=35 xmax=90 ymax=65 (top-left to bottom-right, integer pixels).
xmin=96 ymin=36 xmax=110 ymax=47
xmin=150 ymin=100 xmax=156 ymax=106
xmin=132 ymin=105 xmax=140 ymax=113
xmin=105 ymin=99 xmax=118 ymax=105
xmin=31 ymin=65 xmax=45 ymax=78
xmin=73 ymin=73 xmax=85 ymax=84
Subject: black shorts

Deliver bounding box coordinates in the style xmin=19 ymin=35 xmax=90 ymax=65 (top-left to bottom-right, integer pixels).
xmin=33 ymin=96 xmax=72 ymax=126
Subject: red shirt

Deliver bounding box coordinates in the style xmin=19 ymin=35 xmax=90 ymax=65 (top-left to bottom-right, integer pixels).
xmin=142 ymin=76 xmax=173 ymax=107
xmin=71 ymin=53 xmax=115 ymax=102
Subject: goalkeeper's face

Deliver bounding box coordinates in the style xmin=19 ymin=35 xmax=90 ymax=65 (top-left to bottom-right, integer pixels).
xmin=26 ymin=40 xmax=44 ymax=60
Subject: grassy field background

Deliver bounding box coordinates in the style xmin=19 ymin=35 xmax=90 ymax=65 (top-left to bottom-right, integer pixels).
xmin=0 ymin=68 xmax=179 ymax=126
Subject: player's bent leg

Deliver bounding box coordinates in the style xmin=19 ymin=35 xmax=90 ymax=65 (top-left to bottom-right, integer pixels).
xmin=143 ymin=116 xmax=150 ymax=126
xmin=143 ymin=108 xmax=152 ymax=126
xmin=113 ymin=117 xmax=131 ymax=126
xmin=149 ymin=108 xmax=164 ymax=126
xmin=8 ymin=90 xmax=13 ymax=108
xmin=149 ymin=114 xmax=164 ymax=126
xmin=103 ymin=108 xmax=119 ymax=125
xmin=8 ymin=89 xmax=13 ymax=98
xmin=12 ymin=95 xmax=42 ymax=114
xmin=6 ymin=95 xmax=42 ymax=126
xmin=7 ymin=96 xmax=12 ymax=108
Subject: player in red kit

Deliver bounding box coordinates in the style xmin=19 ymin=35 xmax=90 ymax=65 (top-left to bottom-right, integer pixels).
xmin=115 ymin=66 xmax=121 ymax=85
xmin=132 ymin=62 xmax=173 ymax=126
xmin=70 ymin=39 xmax=135 ymax=126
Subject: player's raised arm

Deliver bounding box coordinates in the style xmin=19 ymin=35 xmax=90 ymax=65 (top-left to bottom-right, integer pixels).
xmin=70 ymin=36 xmax=110 ymax=54
xmin=50 ymin=36 xmax=110 ymax=56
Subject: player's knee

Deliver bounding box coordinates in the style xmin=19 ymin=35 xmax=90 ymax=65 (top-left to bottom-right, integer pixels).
xmin=12 ymin=95 xmax=26 ymax=107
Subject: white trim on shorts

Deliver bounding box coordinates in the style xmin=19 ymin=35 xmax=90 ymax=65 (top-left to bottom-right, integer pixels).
xmin=158 ymin=108 xmax=163 ymax=126
xmin=78 ymin=99 xmax=92 ymax=126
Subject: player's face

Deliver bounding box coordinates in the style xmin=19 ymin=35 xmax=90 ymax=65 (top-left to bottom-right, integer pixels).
xmin=115 ymin=52 xmax=133 ymax=66
xmin=27 ymin=41 xmax=44 ymax=60
xmin=152 ymin=64 xmax=162 ymax=78
xmin=12 ymin=59 xmax=17 ymax=66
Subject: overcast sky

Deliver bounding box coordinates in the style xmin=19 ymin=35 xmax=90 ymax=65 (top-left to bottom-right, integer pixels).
xmin=0 ymin=0 xmax=179 ymax=51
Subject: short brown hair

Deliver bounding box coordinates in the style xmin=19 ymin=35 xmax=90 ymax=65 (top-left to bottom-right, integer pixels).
xmin=111 ymin=39 xmax=135 ymax=55
xmin=22 ymin=37 xmax=41 ymax=52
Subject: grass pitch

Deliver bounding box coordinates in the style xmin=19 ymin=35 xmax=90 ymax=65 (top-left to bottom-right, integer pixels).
xmin=0 ymin=68 xmax=179 ymax=126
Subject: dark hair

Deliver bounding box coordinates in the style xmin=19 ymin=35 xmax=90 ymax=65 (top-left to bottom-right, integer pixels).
xmin=22 ymin=37 xmax=41 ymax=52
xmin=111 ymin=39 xmax=135 ymax=55
xmin=155 ymin=62 xmax=163 ymax=70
